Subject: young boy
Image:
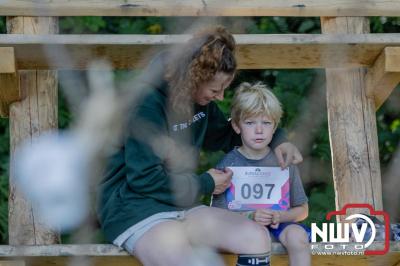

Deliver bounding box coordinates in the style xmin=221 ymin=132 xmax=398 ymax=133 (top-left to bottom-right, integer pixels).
xmin=212 ymin=82 xmax=311 ymax=266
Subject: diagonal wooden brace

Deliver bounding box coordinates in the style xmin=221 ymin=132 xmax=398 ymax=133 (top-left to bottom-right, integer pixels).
xmin=0 ymin=47 xmax=21 ymax=117
xmin=366 ymin=47 xmax=400 ymax=110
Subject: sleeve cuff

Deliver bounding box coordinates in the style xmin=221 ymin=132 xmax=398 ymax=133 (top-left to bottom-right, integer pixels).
xmin=198 ymin=172 xmax=215 ymax=195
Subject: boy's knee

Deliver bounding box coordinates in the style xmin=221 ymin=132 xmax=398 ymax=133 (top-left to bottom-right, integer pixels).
xmin=284 ymin=226 xmax=309 ymax=252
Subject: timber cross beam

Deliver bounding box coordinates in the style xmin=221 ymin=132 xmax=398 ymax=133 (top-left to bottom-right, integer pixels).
xmin=0 ymin=0 xmax=400 ymax=17
xmin=366 ymin=47 xmax=400 ymax=110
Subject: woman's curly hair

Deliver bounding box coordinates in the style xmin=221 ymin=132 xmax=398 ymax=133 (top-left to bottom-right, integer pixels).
xmin=165 ymin=26 xmax=237 ymax=116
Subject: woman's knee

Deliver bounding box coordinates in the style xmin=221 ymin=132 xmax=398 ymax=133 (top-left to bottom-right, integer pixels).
xmin=281 ymin=226 xmax=309 ymax=252
xmin=236 ymin=221 xmax=271 ymax=254
xmin=134 ymin=222 xmax=192 ymax=266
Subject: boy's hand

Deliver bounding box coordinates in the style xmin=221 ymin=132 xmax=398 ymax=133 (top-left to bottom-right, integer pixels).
xmin=274 ymin=142 xmax=303 ymax=169
xmin=253 ymin=209 xmax=276 ymax=226
xmin=208 ymin=168 xmax=233 ymax=194
xmin=270 ymin=211 xmax=280 ymax=229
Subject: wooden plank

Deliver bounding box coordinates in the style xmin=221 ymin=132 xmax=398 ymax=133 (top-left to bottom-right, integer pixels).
xmin=0 ymin=243 xmax=397 ymax=256
xmin=0 ymin=0 xmax=399 ymax=17
xmin=0 ymin=243 xmax=397 ymax=266
xmin=366 ymin=47 xmax=400 ymax=110
xmin=321 ymin=17 xmax=383 ymax=218
xmin=0 ymin=34 xmax=400 ymax=70
xmin=0 ymin=47 xmax=16 ymax=74
xmin=0 ymin=262 xmax=24 ymax=266
xmin=8 ymin=16 xmax=60 ymax=245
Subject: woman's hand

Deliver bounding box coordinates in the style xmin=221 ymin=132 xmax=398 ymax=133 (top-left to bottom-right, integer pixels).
xmin=274 ymin=142 xmax=303 ymax=169
xmin=208 ymin=168 xmax=233 ymax=195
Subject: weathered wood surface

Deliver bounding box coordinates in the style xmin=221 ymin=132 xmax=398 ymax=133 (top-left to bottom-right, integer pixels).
xmin=0 ymin=47 xmax=20 ymax=117
xmin=321 ymin=17 xmax=383 ymax=218
xmin=0 ymin=47 xmax=16 ymax=74
xmin=0 ymin=262 xmax=24 ymax=266
xmin=0 ymin=0 xmax=399 ymax=17
xmin=0 ymin=34 xmax=400 ymax=70
xmin=0 ymin=73 xmax=20 ymax=117
xmin=0 ymin=243 xmax=398 ymax=266
xmin=365 ymin=47 xmax=400 ymax=109
xmin=8 ymin=16 xmax=60 ymax=245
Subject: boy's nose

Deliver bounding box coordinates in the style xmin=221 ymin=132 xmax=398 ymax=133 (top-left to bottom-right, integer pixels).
xmin=255 ymin=124 xmax=263 ymax=133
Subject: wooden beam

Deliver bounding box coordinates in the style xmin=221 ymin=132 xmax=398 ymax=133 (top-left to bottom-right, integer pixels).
xmin=0 ymin=34 xmax=400 ymax=70
xmin=366 ymin=47 xmax=400 ymax=110
xmin=0 ymin=243 xmax=397 ymax=266
xmin=0 ymin=0 xmax=399 ymax=17
xmin=0 ymin=262 xmax=24 ymax=266
xmin=321 ymin=17 xmax=383 ymax=217
xmin=8 ymin=16 xmax=60 ymax=245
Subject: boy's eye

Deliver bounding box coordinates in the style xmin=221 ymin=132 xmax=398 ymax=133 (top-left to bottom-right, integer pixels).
xmin=263 ymin=121 xmax=272 ymax=125
xmin=245 ymin=121 xmax=254 ymax=125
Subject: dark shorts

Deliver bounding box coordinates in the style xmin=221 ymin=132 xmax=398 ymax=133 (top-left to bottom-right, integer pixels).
xmin=268 ymin=222 xmax=311 ymax=242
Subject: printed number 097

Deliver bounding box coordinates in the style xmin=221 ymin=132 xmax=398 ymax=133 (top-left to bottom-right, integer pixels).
xmin=241 ymin=183 xmax=275 ymax=200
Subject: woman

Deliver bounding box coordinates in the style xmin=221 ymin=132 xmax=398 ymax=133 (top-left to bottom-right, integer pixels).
xmin=98 ymin=26 xmax=302 ymax=266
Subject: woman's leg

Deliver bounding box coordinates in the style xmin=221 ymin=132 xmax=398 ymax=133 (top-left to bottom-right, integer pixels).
xmin=133 ymin=220 xmax=195 ymax=266
xmin=278 ymin=224 xmax=311 ymax=266
xmin=184 ymin=207 xmax=270 ymax=254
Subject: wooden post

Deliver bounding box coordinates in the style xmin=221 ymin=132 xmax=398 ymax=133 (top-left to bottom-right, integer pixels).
xmin=7 ymin=17 xmax=60 ymax=245
xmin=321 ymin=17 xmax=383 ymax=215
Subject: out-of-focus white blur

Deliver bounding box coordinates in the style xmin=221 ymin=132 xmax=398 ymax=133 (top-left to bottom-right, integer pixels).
xmin=14 ymin=132 xmax=90 ymax=232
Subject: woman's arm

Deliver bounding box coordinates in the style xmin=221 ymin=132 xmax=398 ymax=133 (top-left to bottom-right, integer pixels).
xmin=124 ymin=100 xmax=215 ymax=207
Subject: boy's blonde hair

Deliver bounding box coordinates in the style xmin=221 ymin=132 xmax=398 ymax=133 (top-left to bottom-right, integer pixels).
xmin=231 ymin=82 xmax=282 ymax=127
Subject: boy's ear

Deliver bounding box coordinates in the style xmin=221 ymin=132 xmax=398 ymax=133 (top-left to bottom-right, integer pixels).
xmin=273 ymin=122 xmax=278 ymax=133
xmin=231 ymin=121 xmax=241 ymax=134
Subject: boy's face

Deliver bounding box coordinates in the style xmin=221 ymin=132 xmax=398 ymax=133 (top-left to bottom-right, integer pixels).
xmin=232 ymin=114 xmax=276 ymax=152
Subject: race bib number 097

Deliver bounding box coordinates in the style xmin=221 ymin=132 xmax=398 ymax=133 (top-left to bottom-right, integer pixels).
xmin=225 ymin=167 xmax=290 ymax=211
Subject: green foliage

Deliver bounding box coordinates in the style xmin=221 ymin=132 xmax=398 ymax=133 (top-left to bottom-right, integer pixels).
xmin=272 ymin=70 xmax=315 ymax=127
xmin=58 ymin=90 xmax=73 ymax=129
xmin=247 ymin=17 xmax=321 ymax=34
xmin=60 ymin=17 xmax=107 ymax=34
xmin=0 ymin=17 xmax=5 ymax=33
xmin=370 ymin=17 xmax=400 ymax=33
xmin=303 ymin=183 xmax=336 ymax=227
xmin=60 ymin=17 xmax=166 ymax=34
xmin=0 ymin=119 xmax=9 ymax=243
xmin=377 ymin=101 xmax=400 ymax=165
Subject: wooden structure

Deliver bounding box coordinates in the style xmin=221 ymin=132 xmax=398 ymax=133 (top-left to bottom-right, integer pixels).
xmin=0 ymin=0 xmax=399 ymax=265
